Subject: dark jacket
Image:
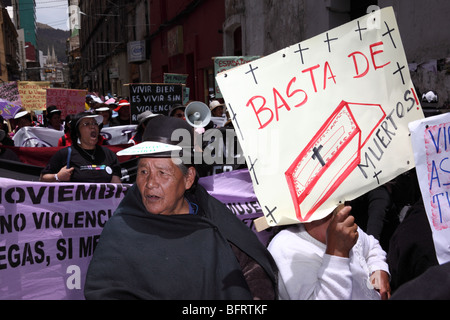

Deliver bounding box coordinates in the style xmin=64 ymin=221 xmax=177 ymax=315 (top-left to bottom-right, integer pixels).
xmin=84 ymin=183 xmax=277 ymax=300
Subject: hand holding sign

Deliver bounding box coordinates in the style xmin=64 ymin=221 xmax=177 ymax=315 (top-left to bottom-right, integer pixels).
xmin=325 ymin=205 xmax=358 ymax=258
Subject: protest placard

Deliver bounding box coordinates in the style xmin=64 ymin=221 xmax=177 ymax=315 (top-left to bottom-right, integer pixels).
xmin=0 ymin=81 xmax=22 ymax=106
xmin=129 ymin=83 xmax=183 ymax=122
xmin=0 ymin=178 xmax=131 ymax=299
xmin=214 ymin=56 xmax=260 ymax=99
xmin=164 ymin=73 xmax=190 ymax=104
xmin=17 ymin=81 xmax=50 ymax=111
xmin=216 ymin=7 xmax=424 ymax=227
xmin=46 ymin=88 xmax=87 ymax=118
xmin=409 ymin=113 xmax=450 ymax=265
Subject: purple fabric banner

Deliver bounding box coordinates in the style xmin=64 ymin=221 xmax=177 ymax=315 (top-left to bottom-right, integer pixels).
xmin=199 ymin=169 xmax=274 ymax=246
xmin=0 ymin=179 xmax=131 ymax=299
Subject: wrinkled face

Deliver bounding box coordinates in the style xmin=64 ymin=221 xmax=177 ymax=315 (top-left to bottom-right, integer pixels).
xmin=78 ymin=118 xmax=99 ymax=147
xmin=136 ymin=157 xmax=195 ymax=215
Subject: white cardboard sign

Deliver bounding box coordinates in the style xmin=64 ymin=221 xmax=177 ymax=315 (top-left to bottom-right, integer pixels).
xmin=216 ymin=7 xmax=424 ymax=226
xmin=409 ymin=113 xmax=450 ymax=264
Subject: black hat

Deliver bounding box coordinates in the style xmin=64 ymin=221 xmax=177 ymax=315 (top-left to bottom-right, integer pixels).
xmin=117 ymin=115 xmax=194 ymax=162
xmin=46 ymin=105 xmax=62 ymax=118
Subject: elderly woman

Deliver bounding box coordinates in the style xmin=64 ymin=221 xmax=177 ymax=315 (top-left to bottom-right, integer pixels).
xmin=84 ymin=116 xmax=278 ymax=300
xmin=40 ymin=111 xmax=122 ymax=183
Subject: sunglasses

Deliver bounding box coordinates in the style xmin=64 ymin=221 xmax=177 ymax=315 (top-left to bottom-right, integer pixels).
xmin=80 ymin=121 xmax=99 ymax=127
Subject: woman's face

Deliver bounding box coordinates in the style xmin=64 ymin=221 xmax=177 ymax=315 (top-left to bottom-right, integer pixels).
xmin=78 ymin=117 xmax=99 ymax=148
xmin=49 ymin=113 xmax=62 ymax=129
xmin=136 ymin=157 xmax=195 ymax=215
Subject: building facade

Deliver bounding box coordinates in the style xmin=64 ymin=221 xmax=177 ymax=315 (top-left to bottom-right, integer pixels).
xmin=148 ymin=0 xmax=225 ymax=103
xmin=79 ymin=0 xmax=225 ymax=103
xmin=78 ymin=0 xmax=449 ymax=107
xmin=0 ymin=6 xmax=19 ymax=82
xmin=223 ymin=0 xmax=450 ymax=108
xmin=79 ymin=0 xmax=148 ymax=97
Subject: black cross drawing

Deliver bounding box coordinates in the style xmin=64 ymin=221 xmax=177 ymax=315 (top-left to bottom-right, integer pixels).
xmin=227 ymin=103 xmax=244 ymax=140
xmin=382 ymin=21 xmax=397 ymax=49
xmin=312 ymin=145 xmax=326 ymax=167
xmin=355 ymin=21 xmax=367 ymax=41
xmin=265 ymin=206 xmax=278 ymax=225
xmin=393 ymin=62 xmax=406 ymax=85
xmin=373 ymin=170 xmax=382 ymax=184
xmin=324 ymin=32 xmax=338 ymax=53
xmin=247 ymin=155 xmax=259 ymax=185
xmin=246 ymin=64 xmax=259 ymax=85
xmin=294 ymin=43 xmax=309 ymax=65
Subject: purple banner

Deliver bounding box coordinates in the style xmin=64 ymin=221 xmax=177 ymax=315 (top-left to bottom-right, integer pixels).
xmin=199 ymin=169 xmax=274 ymax=246
xmin=0 ymin=179 xmax=131 ymax=299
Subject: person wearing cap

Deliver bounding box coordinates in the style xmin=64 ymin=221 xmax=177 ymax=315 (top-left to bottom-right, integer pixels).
xmin=45 ymin=105 xmax=63 ymax=131
xmin=40 ymin=111 xmax=122 ymax=183
xmin=209 ymin=100 xmax=225 ymax=117
xmin=128 ymin=110 xmax=161 ymax=145
xmin=111 ymin=99 xmax=131 ymax=126
xmin=12 ymin=110 xmax=33 ymax=133
xmin=168 ymin=104 xmax=186 ymax=119
xmin=84 ymin=116 xmax=278 ymax=300
xmin=94 ymin=104 xmax=114 ymax=128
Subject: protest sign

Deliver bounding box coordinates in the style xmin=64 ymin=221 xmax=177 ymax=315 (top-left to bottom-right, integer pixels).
xmin=199 ymin=169 xmax=273 ymax=246
xmin=129 ymin=83 xmax=183 ymax=121
xmin=214 ymin=56 xmax=260 ymax=99
xmin=0 ymin=178 xmax=131 ymax=299
xmin=17 ymin=81 xmax=50 ymax=111
xmin=0 ymin=81 xmax=22 ymax=106
xmin=164 ymin=73 xmax=190 ymax=105
xmin=409 ymin=113 xmax=450 ymax=265
xmin=46 ymin=88 xmax=87 ymax=118
xmin=216 ymin=7 xmax=424 ymax=227
xmin=0 ymin=99 xmax=22 ymax=120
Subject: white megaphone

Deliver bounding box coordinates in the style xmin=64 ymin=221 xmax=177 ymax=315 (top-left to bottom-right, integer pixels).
xmin=185 ymin=101 xmax=211 ymax=128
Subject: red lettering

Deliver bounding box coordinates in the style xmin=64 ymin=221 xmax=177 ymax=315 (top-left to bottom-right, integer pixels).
xmin=273 ymin=88 xmax=291 ymax=121
xmin=411 ymin=87 xmax=419 ymax=106
xmin=323 ymin=61 xmax=337 ymax=90
xmin=246 ymin=96 xmax=273 ymax=129
xmin=348 ymin=51 xmax=370 ymax=78
xmin=286 ymin=77 xmax=308 ymax=108
xmin=370 ymin=41 xmax=390 ymax=70
xmin=302 ymin=64 xmax=320 ymax=93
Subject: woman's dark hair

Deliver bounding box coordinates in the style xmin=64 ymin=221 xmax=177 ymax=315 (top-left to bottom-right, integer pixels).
xmin=64 ymin=114 xmax=73 ymax=134
xmin=70 ymin=112 xmax=103 ymax=145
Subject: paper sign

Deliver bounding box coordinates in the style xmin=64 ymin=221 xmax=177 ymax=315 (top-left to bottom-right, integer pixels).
xmin=46 ymin=88 xmax=87 ymax=118
xmin=214 ymin=56 xmax=260 ymax=99
xmin=409 ymin=113 xmax=450 ymax=265
xmin=0 ymin=178 xmax=130 ymax=299
xmin=129 ymin=83 xmax=183 ymax=121
xmin=17 ymin=81 xmax=50 ymax=111
xmin=216 ymin=7 xmax=424 ymax=226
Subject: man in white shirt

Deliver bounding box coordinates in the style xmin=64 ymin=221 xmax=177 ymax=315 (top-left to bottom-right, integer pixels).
xmin=268 ymin=205 xmax=391 ymax=300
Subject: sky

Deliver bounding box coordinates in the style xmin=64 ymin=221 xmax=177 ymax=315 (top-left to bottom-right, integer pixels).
xmin=35 ymin=0 xmax=69 ymax=31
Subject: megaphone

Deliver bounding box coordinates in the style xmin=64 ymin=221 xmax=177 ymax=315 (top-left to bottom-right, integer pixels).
xmin=185 ymin=101 xmax=211 ymax=128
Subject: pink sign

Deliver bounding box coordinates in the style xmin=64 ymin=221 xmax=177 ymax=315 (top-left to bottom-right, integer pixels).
xmin=46 ymin=88 xmax=87 ymax=118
